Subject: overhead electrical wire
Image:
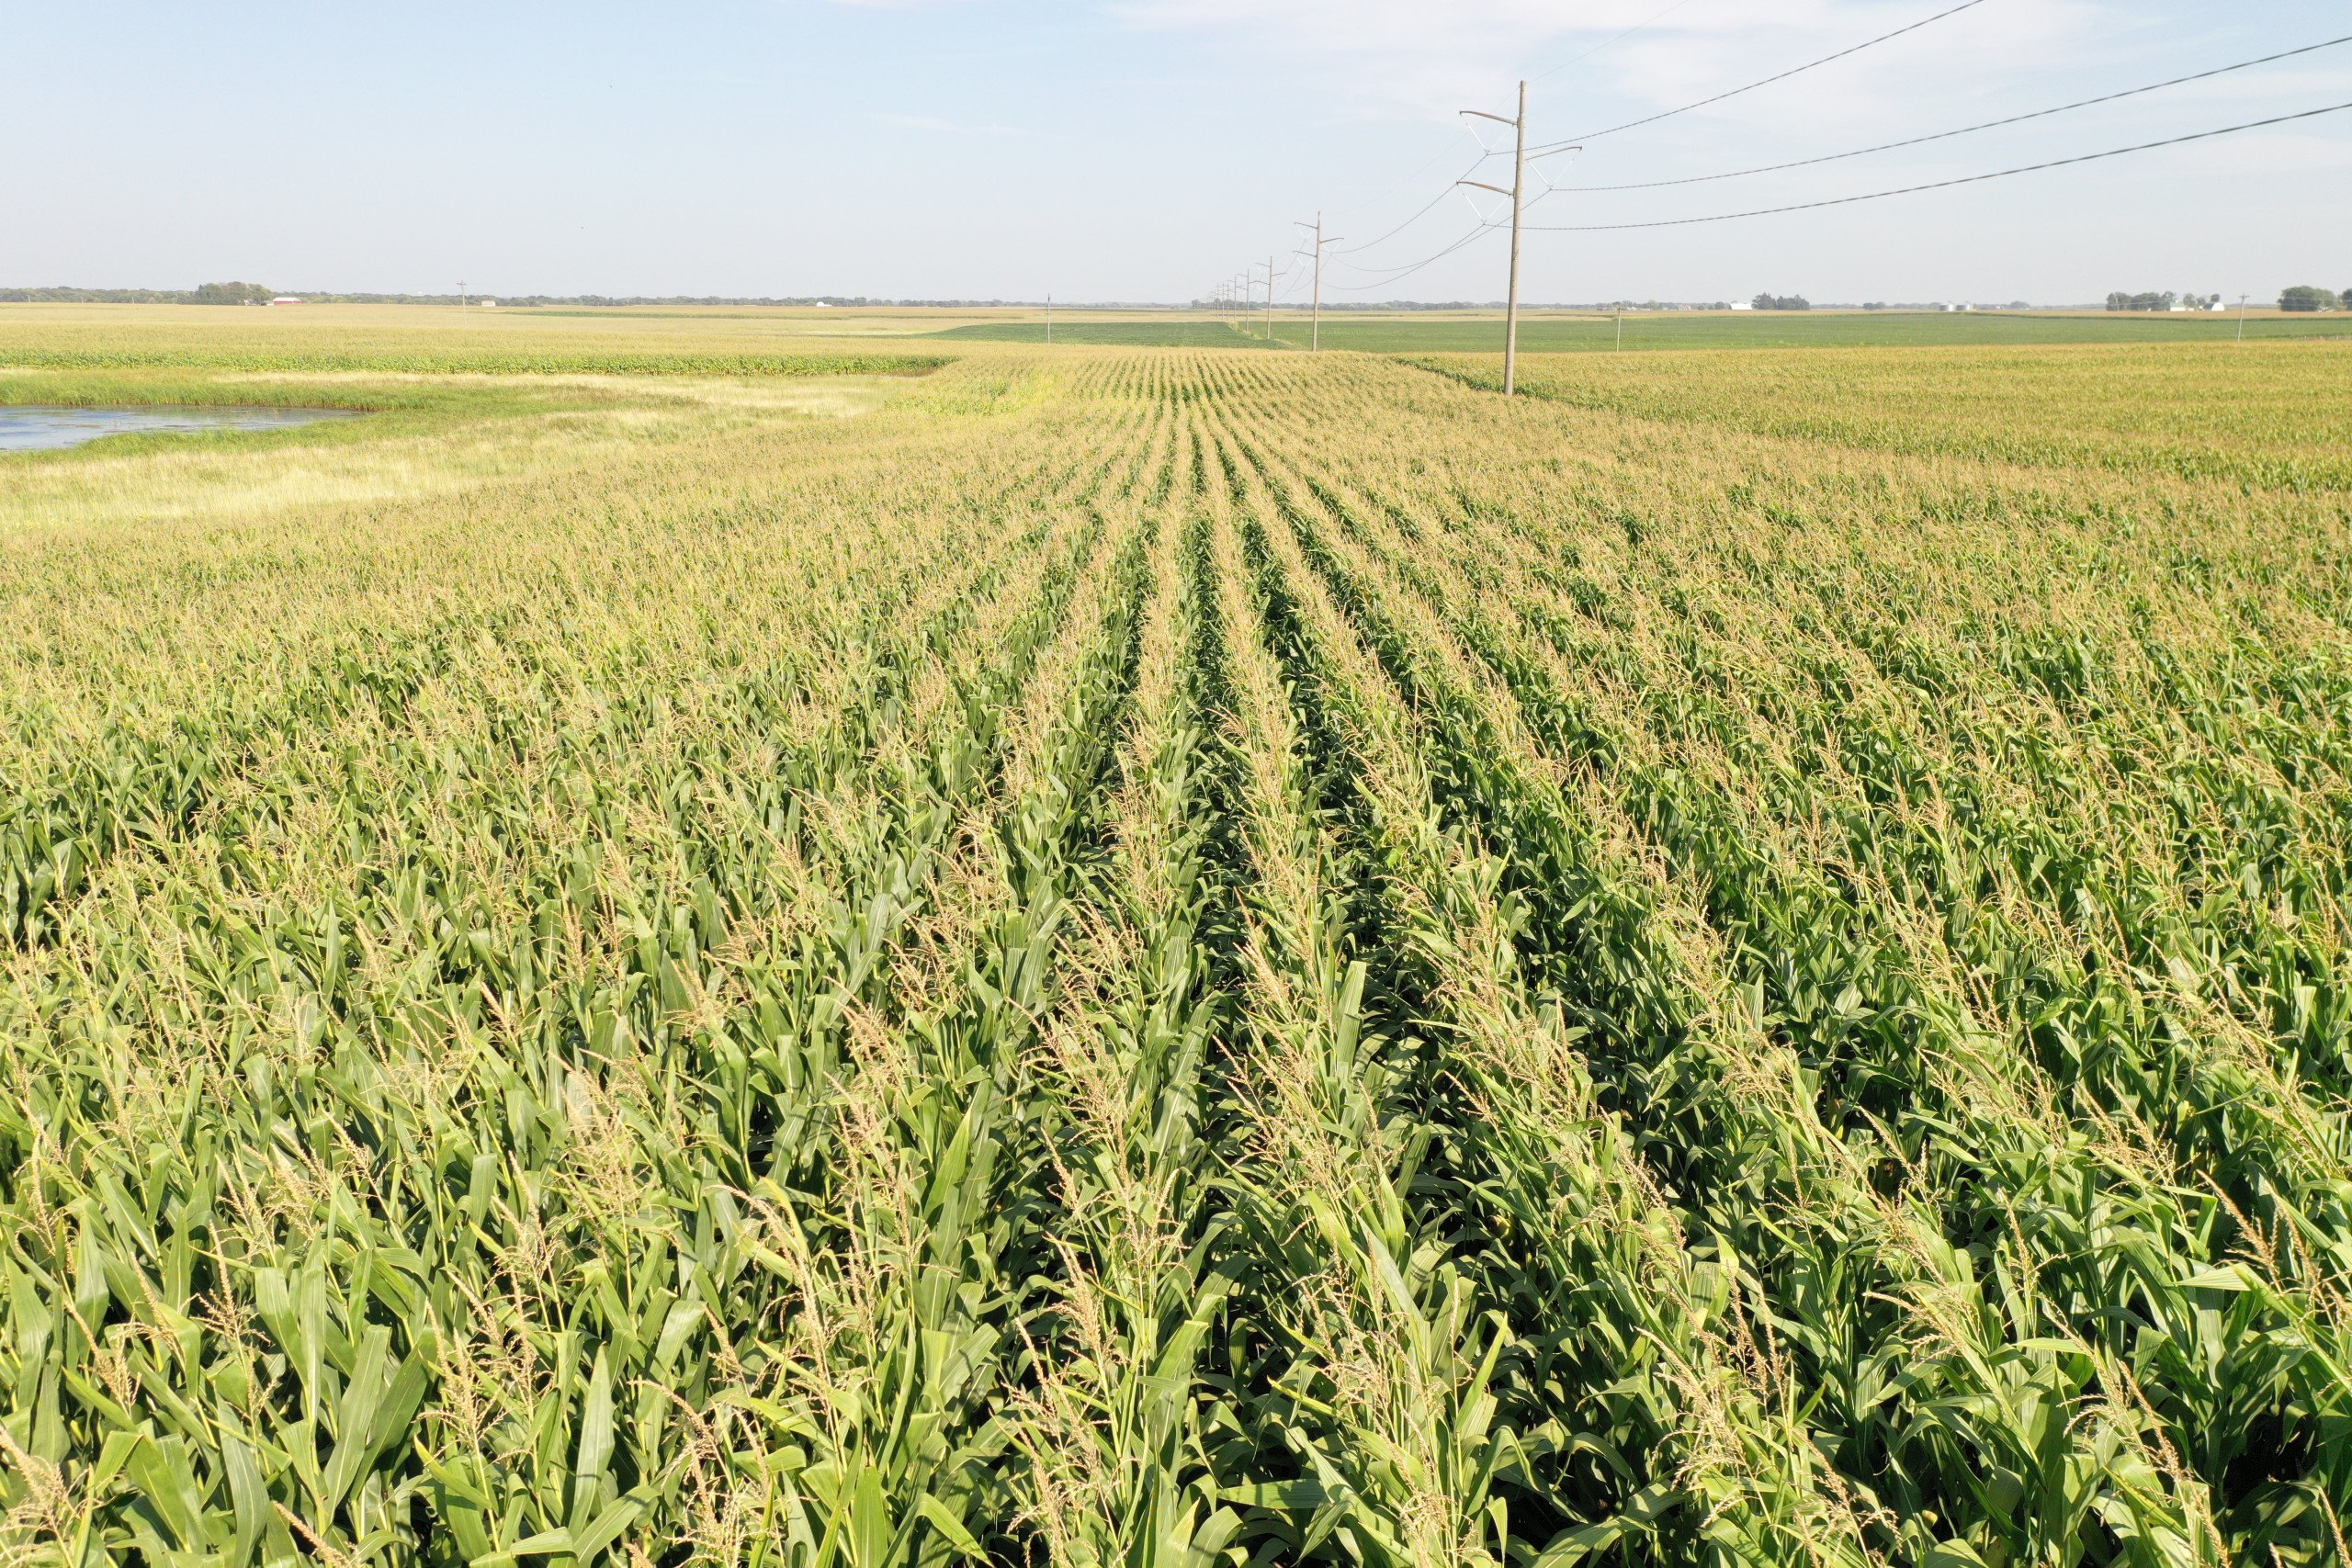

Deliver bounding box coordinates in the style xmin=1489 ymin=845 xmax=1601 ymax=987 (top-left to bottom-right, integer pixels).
xmin=1306 ymin=0 xmax=1950 ymax=274
xmin=1334 ymin=223 xmax=1498 ymax=276
xmin=1555 ymin=32 xmax=2352 ymax=190
xmin=1327 ymin=222 xmax=1502 ymax=290
xmin=1334 ymin=151 xmax=1504 ymax=256
xmin=1292 ymin=0 xmax=1991 ymax=290
xmin=1530 ymin=0 xmax=1702 ymax=85
xmin=1325 ymin=124 xmax=1496 ymax=218
xmin=1243 ymin=6 xmax=2336 ymax=306
xmin=1530 ymin=0 xmax=1990 ymax=151
xmin=1520 ymin=100 xmax=2352 ymax=231
xmin=1321 ymin=1 xmax=1679 ymax=254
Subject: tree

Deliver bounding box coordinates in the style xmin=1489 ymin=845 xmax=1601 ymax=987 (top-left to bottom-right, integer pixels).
xmin=1752 ymin=292 xmax=1810 ymax=311
xmin=2342 ymin=288 xmax=2351 ymax=310
xmin=192 ymin=281 xmax=273 ymax=306
xmin=2279 ymin=285 xmax=2335 ymax=312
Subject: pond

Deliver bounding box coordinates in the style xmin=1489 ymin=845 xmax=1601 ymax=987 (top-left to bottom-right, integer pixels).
xmin=0 ymin=404 xmax=359 ymax=453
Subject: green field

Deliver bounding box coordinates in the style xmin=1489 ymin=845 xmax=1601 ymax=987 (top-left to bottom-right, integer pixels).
xmin=936 ymin=309 xmax=2352 ymax=354
xmin=1278 ymin=309 xmax=2352 ymax=353
xmin=6 ymin=306 xmax=2352 ymax=1566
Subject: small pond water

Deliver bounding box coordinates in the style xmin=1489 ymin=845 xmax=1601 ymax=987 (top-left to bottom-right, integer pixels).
xmin=0 ymin=404 xmax=358 ymax=453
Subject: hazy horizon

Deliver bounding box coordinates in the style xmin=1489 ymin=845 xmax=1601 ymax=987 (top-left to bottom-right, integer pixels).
xmin=6 ymin=0 xmax=2347 ymax=307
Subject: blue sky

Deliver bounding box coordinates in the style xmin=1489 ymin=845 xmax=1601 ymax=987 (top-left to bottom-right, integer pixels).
xmin=5 ymin=0 xmax=2346 ymax=303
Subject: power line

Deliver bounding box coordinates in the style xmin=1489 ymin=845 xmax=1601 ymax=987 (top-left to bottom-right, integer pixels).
xmin=1317 ymin=0 xmax=1975 ymax=276
xmin=1319 ymin=0 xmax=1687 ymax=265
xmin=1318 ymin=0 xmax=1749 ymax=256
xmin=1521 ymin=100 xmax=2352 ymax=231
xmin=1458 ymin=81 xmax=1533 ymax=394
xmin=1334 ymin=151 xmax=1499 ymax=255
xmin=1331 ymin=219 xmax=1498 ymax=276
xmin=1326 ymin=221 xmax=1501 ymax=291
xmin=1295 ymin=216 xmax=1341 ymax=348
xmin=1530 ymin=0 xmax=1702 ymax=85
xmin=1326 ymin=124 xmax=1492 ymax=218
xmin=1532 ymin=0 xmax=1989 ymax=151
xmin=1334 ymin=107 xmax=1566 ymax=265
xmin=1555 ymin=32 xmax=2352 ymax=191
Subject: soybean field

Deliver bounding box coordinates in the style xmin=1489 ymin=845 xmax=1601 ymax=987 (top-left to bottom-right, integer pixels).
xmin=5 ymin=311 xmax=2352 ymax=1568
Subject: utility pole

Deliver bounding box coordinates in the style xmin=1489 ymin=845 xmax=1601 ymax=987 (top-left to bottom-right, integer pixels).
xmin=1262 ymin=254 xmax=1278 ymax=342
xmin=1615 ymin=311 xmax=1623 ymax=352
xmin=1046 ymin=294 xmax=1052 ymax=345
xmin=1295 ymin=214 xmax=1342 ymax=351
xmin=2236 ymin=292 xmax=2249 ymax=344
xmin=458 ymin=279 xmax=469 ymax=311
xmin=1461 ymin=83 xmax=1531 ymax=394
xmin=1459 ymin=85 xmax=1577 ymax=394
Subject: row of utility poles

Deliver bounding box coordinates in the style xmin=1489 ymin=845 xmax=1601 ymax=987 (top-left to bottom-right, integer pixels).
xmin=1193 ymin=221 xmax=1343 ymax=350
xmin=1221 ymin=80 xmax=1555 ymax=387
xmin=1050 ymin=79 xmax=1556 ymax=382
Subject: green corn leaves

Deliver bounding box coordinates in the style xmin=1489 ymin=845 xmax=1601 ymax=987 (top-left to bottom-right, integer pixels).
xmin=5 ymin=332 xmax=2350 ymax=1565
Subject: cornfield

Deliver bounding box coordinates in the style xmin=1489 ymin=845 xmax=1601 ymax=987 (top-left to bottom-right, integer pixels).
xmin=4 ymin=319 xmax=2352 ymax=1566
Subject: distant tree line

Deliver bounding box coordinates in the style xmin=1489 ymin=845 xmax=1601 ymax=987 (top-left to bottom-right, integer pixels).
xmin=2278 ymin=285 xmax=2348 ymax=312
xmin=0 ymin=286 xmax=1145 ymax=308
xmin=2105 ymin=291 xmax=2222 ymax=312
xmin=0 ymin=281 xmax=284 ymax=305
xmin=1752 ymin=293 xmax=1811 ymax=311
xmin=0 ymin=283 xmax=271 ymax=304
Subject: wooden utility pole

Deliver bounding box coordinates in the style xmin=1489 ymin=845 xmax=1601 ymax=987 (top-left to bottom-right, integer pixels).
xmin=1296 ymin=214 xmax=1341 ymax=351
xmin=1311 ymin=216 xmax=1324 ymax=351
xmin=1265 ymin=253 xmax=1277 ymax=341
xmin=1461 ymin=82 xmax=1531 ymax=394
xmin=1505 ymin=82 xmax=1526 ymax=392
xmin=1046 ymin=294 xmax=1052 ymax=344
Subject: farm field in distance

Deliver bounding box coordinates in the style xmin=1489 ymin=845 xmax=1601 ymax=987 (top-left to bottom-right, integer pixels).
xmin=5 ymin=304 xmax=2352 ymax=1567
xmin=938 ymin=308 xmax=2352 ymax=354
